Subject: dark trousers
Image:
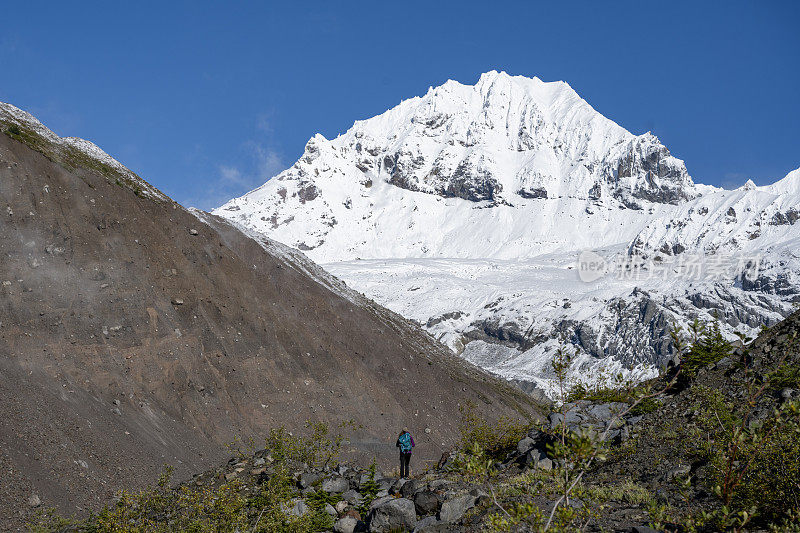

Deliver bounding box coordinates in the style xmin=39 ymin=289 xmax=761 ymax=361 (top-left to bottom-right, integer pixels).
xmin=400 ymin=452 xmax=411 ymax=478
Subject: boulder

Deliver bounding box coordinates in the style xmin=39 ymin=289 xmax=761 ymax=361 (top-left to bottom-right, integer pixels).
xmin=438 ymin=493 xmax=476 ymax=523
xmin=334 ymin=516 xmax=367 ymax=533
xmin=586 ymin=402 xmax=627 ymax=423
xmin=549 ymin=401 xmax=628 ymax=435
xmin=298 ymin=472 xmax=321 ymax=489
xmin=665 ymin=464 xmax=691 ymax=482
xmin=401 ymin=479 xmax=426 ymax=498
xmin=414 ymin=490 xmax=441 ymax=515
xmin=626 ymin=415 xmax=643 ymax=426
xmin=322 ymin=476 xmax=350 ymax=493
xmin=428 ymin=479 xmax=452 ymax=491
xmin=376 ymin=478 xmax=394 ymax=492
xmin=280 ymin=498 xmax=308 ymax=517
xmin=516 ymin=436 xmax=536 ymax=455
xmin=368 ymin=495 xmax=395 ymax=512
xmin=413 ymin=515 xmax=447 ymax=532
xmin=525 ymin=449 xmax=553 ymax=470
xmin=527 ymin=428 xmax=545 ymax=441
xmin=344 ymin=508 xmax=362 ymax=521
xmin=469 ymin=488 xmax=490 ymax=505
xmin=390 ymin=477 xmax=407 ymax=495
xmin=369 ymin=497 xmax=417 ymax=532
xmin=334 ymin=516 xmax=357 ymax=533
xmin=342 ymin=489 xmax=363 ymax=505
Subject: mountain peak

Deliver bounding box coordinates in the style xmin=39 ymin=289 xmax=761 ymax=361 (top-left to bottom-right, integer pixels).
xmin=477 ymin=69 xmax=508 ymax=82
xmin=216 ymin=73 xmax=699 ymax=263
xmin=767 ymin=167 xmax=800 ymax=195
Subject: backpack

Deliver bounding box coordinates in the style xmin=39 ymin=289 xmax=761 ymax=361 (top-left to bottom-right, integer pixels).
xmin=398 ymin=432 xmax=412 ymax=453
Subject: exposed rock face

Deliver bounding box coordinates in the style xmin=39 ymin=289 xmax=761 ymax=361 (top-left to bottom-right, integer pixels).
xmin=465 ymin=318 xmax=534 ymax=350
xmin=385 ymin=151 xmax=503 ymax=203
xmin=554 ymin=291 xmax=676 ymax=367
xmin=0 ymin=102 xmax=539 ymax=529
xmin=741 ymin=271 xmax=799 ymax=297
xmin=437 ymin=159 xmax=502 ymax=202
xmin=610 ymin=134 xmax=693 ymax=205
xmin=517 ymin=186 xmax=548 ymax=199
xmin=770 ymin=208 xmax=800 ymax=226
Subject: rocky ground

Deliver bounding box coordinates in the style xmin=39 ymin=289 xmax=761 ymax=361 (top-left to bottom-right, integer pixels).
xmin=32 ymin=308 xmax=798 ymax=532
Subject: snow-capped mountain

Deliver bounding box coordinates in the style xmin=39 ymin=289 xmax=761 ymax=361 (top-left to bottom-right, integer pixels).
xmin=215 ymin=71 xmax=800 ymax=396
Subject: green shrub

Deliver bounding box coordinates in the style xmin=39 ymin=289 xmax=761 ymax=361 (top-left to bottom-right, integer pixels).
xmin=26 ymin=508 xmax=79 ymax=533
xmin=729 ymin=401 xmax=800 ymax=521
xmin=458 ymin=402 xmax=532 ymax=460
xmin=768 ymin=363 xmax=800 ymax=390
xmin=263 ymin=420 xmax=352 ymax=468
xmin=629 ymin=396 xmax=659 ymax=416
xmin=357 ymin=460 xmax=379 ymax=515
xmin=93 ymin=468 xmax=250 ymax=532
xmin=688 ymin=383 xmax=800 ymax=525
xmin=566 ymin=383 xmax=629 ymax=403
xmin=681 ymin=319 xmax=732 ymax=379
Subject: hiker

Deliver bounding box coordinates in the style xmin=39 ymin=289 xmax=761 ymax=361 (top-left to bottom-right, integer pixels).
xmin=396 ymin=427 xmax=415 ymax=478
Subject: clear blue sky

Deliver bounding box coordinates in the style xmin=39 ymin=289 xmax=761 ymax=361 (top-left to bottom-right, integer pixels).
xmin=1 ymin=1 xmax=798 ymax=209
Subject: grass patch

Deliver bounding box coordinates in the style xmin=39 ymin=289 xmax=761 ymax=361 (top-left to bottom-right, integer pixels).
xmin=581 ymin=479 xmax=655 ymax=505
xmin=3 ymin=120 xmax=160 ymax=201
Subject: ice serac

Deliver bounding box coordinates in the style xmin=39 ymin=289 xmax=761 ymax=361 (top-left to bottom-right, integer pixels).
xmin=215 ymin=72 xmax=800 ymax=397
